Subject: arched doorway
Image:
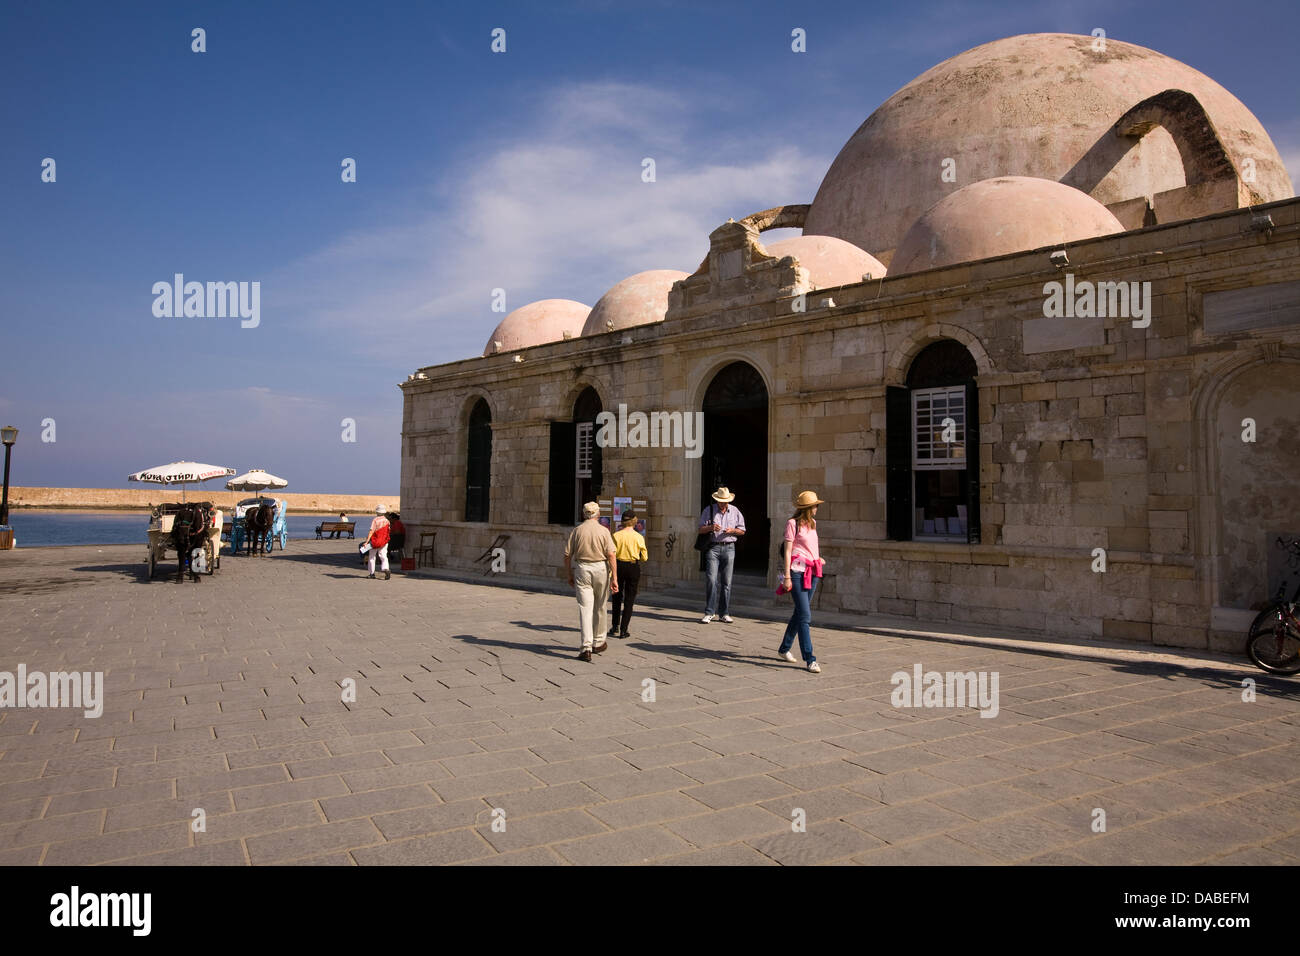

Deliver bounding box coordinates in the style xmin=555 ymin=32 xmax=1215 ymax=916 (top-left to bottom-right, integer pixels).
xmin=702 ymin=361 xmax=769 ymax=574
xmin=465 ymin=399 xmax=492 ymax=522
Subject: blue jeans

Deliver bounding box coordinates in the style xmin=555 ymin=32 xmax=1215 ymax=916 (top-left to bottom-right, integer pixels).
xmin=704 ymin=542 xmax=735 ymax=616
xmin=779 ymin=574 xmax=817 ymax=663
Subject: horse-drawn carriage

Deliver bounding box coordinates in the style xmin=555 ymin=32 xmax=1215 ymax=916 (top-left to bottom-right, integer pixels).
xmin=145 ymin=501 xmax=223 ymax=581
xmin=231 ymin=496 xmax=287 ymax=555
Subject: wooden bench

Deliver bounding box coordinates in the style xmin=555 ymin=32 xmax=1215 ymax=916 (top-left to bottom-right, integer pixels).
xmin=413 ymin=531 xmax=436 ymax=568
xmin=316 ymin=521 xmax=356 ymax=539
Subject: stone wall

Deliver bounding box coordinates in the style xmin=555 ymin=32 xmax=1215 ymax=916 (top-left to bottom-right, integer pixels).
xmin=401 ymin=197 xmax=1300 ymax=653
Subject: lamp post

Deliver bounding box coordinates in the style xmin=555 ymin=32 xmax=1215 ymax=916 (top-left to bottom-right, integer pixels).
xmin=0 ymin=426 xmax=17 ymax=528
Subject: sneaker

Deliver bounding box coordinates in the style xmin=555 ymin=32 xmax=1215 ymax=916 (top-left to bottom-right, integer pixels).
xmin=721 ymin=615 xmax=734 ymax=623
xmin=807 ymin=661 xmax=821 ymax=673
xmin=701 ymin=614 xmax=715 ymax=623
xmin=618 ymin=631 xmax=630 ymax=639
xmin=578 ymin=649 xmax=592 ymax=662
xmin=367 ymin=573 xmax=375 ymax=579
xmin=779 ymin=650 xmax=796 ymax=663
xmin=384 ymin=570 xmax=391 ymax=580
xmin=593 ymin=641 xmax=608 ymax=655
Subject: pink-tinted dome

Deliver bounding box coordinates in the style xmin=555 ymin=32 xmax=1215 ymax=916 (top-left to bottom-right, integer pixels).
xmin=581 ymin=270 xmax=689 ymax=336
xmin=890 ymin=177 xmax=1125 ymax=275
xmin=764 ymin=235 xmax=886 ymax=289
xmin=804 ymin=33 xmax=1293 ymax=263
xmin=483 ymin=299 xmax=590 ymax=356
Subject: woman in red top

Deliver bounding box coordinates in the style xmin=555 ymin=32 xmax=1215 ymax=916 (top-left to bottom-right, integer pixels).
xmin=778 ymin=490 xmax=826 ymax=673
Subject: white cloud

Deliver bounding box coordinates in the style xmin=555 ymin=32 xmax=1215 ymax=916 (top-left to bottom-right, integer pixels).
xmin=269 ymin=79 xmax=831 ymax=365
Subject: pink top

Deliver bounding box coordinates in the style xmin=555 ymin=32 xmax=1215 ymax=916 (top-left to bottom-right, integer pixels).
xmin=784 ymin=518 xmax=820 ymax=572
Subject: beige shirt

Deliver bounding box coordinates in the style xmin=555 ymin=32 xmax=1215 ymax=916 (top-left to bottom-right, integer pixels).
xmin=566 ymin=519 xmax=616 ymax=563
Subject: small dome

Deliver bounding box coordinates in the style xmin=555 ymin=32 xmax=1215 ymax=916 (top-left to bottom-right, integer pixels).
xmin=483 ymin=299 xmax=590 ymax=356
xmin=890 ymin=177 xmax=1125 ymax=275
xmin=764 ymin=235 xmax=886 ymax=289
xmin=581 ymin=270 xmax=688 ymax=336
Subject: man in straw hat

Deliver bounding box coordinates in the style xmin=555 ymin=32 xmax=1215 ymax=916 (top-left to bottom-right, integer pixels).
xmin=564 ymin=501 xmax=619 ymax=662
xmin=698 ymin=486 xmax=745 ymax=624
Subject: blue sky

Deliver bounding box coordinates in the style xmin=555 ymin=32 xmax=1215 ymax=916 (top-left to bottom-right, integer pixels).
xmin=2 ymin=0 xmax=1297 ymax=495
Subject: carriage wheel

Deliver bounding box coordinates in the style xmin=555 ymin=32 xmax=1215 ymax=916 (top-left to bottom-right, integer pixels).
xmin=147 ymin=548 xmax=156 ymax=580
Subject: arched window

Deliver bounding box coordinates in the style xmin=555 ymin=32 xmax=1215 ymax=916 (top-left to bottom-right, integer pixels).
xmin=465 ymin=399 xmax=492 ymax=522
xmin=547 ymin=387 xmax=603 ymax=525
xmin=887 ymin=340 xmax=981 ymax=543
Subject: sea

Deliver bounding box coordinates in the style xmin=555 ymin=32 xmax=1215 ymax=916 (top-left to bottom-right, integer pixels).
xmin=3 ymin=510 xmax=377 ymax=548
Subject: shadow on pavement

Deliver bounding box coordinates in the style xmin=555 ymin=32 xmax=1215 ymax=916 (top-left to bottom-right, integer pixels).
xmin=626 ymin=640 xmax=785 ymax=669
xmin=450 ymin=633 xmax=575 ymax=658
xmin=510 ymin=620 xmax=572 ymax=633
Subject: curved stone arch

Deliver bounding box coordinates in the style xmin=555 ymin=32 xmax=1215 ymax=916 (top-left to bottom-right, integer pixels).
xmin=1113 ymin=89 xmax=1239 ymax=188
xmin=737 ymin=204 xmax=811 ymax=234
xmin=883 ymin=323 xmax=993 ymax=386
xmin=458 ymin=389 xmax=496 ymax=429
xmin=1190 ymin=343 xmax=1300 ymax=611
xmin=557 ymin=374 xmax=613 ymax=420
xmin=688 ymin=351 xmax=777 ymax=411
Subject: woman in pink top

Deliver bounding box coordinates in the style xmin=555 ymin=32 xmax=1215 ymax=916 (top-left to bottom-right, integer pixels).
xmin=778 ymin=490 xmax=826 ymax=673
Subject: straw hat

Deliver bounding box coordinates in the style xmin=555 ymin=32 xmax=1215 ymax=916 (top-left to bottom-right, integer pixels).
xmin=794 ymin=490 xmax=825 ymax=508
xmin=375 ymin=504 xmax=387 ymax=514
xmin=711 ymin=487 xmax=735 ymax=502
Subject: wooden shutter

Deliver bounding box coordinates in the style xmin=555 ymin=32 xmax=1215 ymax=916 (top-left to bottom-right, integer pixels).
xmin=548 ymin=422 xmax=575 ymax=525
xmin=886 ymin=386 xmax=912 ymax=541
xmin=964 ymin=380 xmax=981 ymax=545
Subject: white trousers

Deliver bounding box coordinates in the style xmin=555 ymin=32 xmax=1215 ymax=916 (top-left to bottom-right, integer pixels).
xmin=573 ymin=560 xmax=610 ymax=650
xmin=368 ymin=543 xmax=390 ymax=574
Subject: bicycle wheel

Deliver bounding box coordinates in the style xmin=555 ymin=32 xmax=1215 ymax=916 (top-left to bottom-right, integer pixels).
xmin=1245 ymin=604 xmax=1300 ymax=675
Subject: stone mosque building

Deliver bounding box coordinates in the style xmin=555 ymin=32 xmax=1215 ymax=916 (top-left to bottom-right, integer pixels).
xmin=399 ymin=33 xmax=1300 ymax=651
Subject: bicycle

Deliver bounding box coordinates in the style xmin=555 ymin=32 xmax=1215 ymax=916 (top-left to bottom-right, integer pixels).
xmin=1245 ymin=581 xmax=1300 ymax=675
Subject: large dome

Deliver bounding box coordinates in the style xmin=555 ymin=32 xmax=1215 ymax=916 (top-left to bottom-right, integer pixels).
xmin=890 ymin=177 xmax=1125 ymax=275
xmin=763 ymin=235 xmax=887 ymax=288
xmin=804 ymin=33 xmax=1294 ymax=263
xmin=483 ymin=299 xmax=590 ymax=356
xmin=581 ymin=270 xmax=688 ymax=336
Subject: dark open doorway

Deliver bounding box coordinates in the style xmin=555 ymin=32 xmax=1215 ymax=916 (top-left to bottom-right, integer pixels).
xmin=702 ymin=361 xmax=769 ymax=574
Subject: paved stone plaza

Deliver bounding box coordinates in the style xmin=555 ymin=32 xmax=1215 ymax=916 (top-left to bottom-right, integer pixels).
xmin=1 ymin=540 xmax=1297 ymax=866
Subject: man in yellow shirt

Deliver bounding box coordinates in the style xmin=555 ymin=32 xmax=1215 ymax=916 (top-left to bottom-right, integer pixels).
xmin=611 ymin=511 xmax=648 ymax=638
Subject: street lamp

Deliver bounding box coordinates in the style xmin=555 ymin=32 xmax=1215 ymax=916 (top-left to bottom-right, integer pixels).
xmin=0 ymin=426 xmax=17 ymax=528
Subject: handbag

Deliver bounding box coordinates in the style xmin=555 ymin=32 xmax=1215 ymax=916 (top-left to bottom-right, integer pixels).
xmin=693 ymin=504 xmax=716 ymax=552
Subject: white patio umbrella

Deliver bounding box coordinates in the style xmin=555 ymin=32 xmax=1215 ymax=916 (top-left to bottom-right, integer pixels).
xmin=128 ymin=461 xmax=237 ymax=502
xmin=225 ymin=469 xmax=289 ymax=493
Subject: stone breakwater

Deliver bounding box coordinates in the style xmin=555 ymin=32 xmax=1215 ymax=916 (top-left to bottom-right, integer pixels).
xmin=8 ymin=487 xmax=399 ymax=515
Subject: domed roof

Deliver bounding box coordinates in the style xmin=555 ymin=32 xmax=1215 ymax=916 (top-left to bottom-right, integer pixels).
xmin=890 ymin=177 xmax=1125 ymax=275
xmin=581 ymin=270 xmax=689 ymax=337
xmin=763 ymin=235 xmax=886 ymax=288
xmin=483 ymin=299 xmax=590 ymax=356
xmin=804 ymin=33 xmax=1294 ymax=262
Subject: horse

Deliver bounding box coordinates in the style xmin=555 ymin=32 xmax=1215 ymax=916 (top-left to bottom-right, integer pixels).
xmin=170 ymin=502 xmax=210 ymax=583
xmin=243 ymin=503 xmax=274 ymax=556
